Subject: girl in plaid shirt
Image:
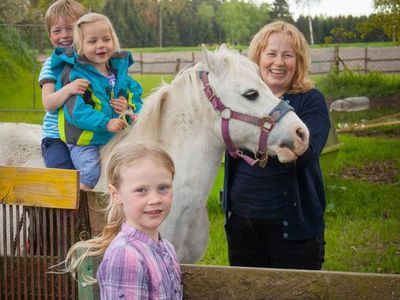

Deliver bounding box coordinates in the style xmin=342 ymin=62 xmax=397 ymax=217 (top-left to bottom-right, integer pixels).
xmin=64 ymin=144 xmax=182 ymax=299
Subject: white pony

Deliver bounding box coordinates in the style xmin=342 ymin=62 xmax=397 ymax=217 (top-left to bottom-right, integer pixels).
xmin=0 ymin=45 xmax=309 ymax=263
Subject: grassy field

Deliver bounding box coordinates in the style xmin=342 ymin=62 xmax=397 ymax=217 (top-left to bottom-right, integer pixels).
xmin=0 ymin=73 xmax=172 ymax=124
xmin=1 ymin=52 xmax=399 ymax=274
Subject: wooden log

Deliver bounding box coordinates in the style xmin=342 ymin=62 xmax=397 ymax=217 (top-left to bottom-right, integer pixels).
xmin=77 ymin=261 xmax=400 ymax=299
xmin=0 ymin=166 xmax=79 ymax=209
xmin=180 ymin=264 xmax=400 ymax=300
xmin=337 ymin=120 xmax=400 ymax=133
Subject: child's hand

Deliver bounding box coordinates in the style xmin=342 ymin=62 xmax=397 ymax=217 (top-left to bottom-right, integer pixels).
xmin=126 ymin=110 xmax=138 ymax=122
xmin=67 ymin=79 xmax=90 ymax=95
xmin=106 ymin=118 xmax=126 ymax=133
xmin=110 ymin=96 xmax=128 ymax=114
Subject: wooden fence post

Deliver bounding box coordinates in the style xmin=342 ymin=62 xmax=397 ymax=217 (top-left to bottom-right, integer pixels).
xmin=364 ymin=47 xmax=368 ymax=74
xmin=334 ymin=45 xmax=340 ymax=71
xmin=139 ymin=52 xmax=143 ymax=74
xmin=175 ymin=58 xmax=181 ymax=74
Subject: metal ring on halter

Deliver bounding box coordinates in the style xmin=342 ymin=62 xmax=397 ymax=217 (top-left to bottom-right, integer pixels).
xmin=260 ymin=116 xmax=274 ymax=131
xmin=255 ymin=150 xmax=267 ymax=160
xmin=236 ymin=149 xmax=243 ymax=156
xmin=221 ymin=107 xmax=232 ymax=119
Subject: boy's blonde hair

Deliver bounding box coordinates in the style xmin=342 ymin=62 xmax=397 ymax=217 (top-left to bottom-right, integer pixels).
xmin=63 ymin=143 xmax=175 ymax=284
xmin=73 ymin=12 xmax=121 ymax=57
xmin=248 ymin=21 xmax=314 ymax=94
xmin=45 ymin=0 xmax=85 ymax=34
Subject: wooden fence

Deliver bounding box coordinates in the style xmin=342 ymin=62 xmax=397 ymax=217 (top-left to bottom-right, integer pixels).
xmin=1 ymin=166 xmax=400 ymax=299
xmin=127 ymin=46 xmax=400 ymax=75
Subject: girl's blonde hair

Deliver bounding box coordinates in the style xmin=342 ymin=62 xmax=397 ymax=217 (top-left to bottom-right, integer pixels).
xmin=73 ymin=12 xmax=120 ymax=57
xmin=45 ymin=0 xmax=86 ymax=34
xmin=248 ymin=21 xmax=314 ymax=94
xmin=63 ymin=143 xmax=175 ymax=284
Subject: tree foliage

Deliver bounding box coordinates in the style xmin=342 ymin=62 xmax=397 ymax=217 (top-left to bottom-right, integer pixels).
xmin=0 ymin=0 xmax=29 ymax=23
xmin=270 ymin=0 xmax=294 ymax=23
xmin=370 ymin=0 xmax=400 ymax=41
xmin=7 ymin=0 xmax=397 ymax=48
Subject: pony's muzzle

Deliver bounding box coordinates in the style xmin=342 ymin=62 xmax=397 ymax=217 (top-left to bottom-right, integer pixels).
xmin=290 ymin=124 xmax=309 ymax=156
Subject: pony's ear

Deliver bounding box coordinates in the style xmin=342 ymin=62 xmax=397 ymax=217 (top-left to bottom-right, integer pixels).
xmin=219 ymin=44 xmax=227 ymax=50
xmin=202 ymin=44 xmax=226 ymax=74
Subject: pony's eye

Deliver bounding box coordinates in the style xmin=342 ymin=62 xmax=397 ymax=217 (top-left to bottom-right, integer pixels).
xmin=243 ymin=89 xmax=259 ymax=101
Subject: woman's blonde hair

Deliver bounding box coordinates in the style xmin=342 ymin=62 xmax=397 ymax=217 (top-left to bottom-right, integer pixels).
xmin=248 ymin=21 xmax=314 ymax=94
xmin=62 ymin=143 xmax=175 ymax=284
xmin=73 ymin=12 xmax=120 ymax=57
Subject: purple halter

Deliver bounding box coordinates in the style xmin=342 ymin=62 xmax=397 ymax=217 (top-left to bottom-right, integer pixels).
xmin=199 ymin=71 xmax=293 ymax=167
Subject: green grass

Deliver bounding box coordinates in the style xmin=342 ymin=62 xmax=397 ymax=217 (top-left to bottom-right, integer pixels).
xmin=315 ymin=71 xmax=400 ymax=99
xmin=311 ymin=41 xmax=400 ymax=49
xmin=313 ymin=71 xmax=400 ymax=128
xmin=0 ymin=73 xmax=173 ymax=124
xmin=134 ymin=74 xmax=173 ymax=98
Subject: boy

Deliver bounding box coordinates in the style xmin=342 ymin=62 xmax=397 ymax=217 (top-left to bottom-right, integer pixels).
xmin=39 ymin=0 xmax=87 ymax=169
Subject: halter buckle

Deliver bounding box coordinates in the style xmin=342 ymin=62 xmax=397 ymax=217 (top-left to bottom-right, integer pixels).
xmin=260 ymin=116 xmax=274 ymax=132
xmin=221 ymin=107 xmax=232 ymax=119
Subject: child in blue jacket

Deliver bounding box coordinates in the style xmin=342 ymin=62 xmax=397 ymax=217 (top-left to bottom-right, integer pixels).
xmin=52 ymin=12 xmax=143 ymax=189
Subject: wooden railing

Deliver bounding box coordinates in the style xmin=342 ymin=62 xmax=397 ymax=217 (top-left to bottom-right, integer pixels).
xmin=1 ymin=166 xmax=399 ymax=299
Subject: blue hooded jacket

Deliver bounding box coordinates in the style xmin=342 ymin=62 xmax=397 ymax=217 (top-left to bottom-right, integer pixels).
xmin=51 ymin=48 xmax=143 ymax=146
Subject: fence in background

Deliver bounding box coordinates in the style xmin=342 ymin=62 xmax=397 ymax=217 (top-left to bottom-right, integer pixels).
xmin=128 ymin=46 xmax=400 ymax=75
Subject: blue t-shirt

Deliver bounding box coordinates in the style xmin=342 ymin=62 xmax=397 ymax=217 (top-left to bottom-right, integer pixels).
xmin=38 ymin=57 xmax=60 ymax=138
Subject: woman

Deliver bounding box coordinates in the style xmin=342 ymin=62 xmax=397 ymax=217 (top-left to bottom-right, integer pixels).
xmin=223 ymin=21 xmax=330 ymax=270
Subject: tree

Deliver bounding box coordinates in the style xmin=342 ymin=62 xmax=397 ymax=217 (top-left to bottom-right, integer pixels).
xmin=295 ymin=0 xmax=321 ymax=44
xmin=270 ymin=0 xmax=294 ymax=23
xmin=218 ymin=1 xmax=250 ymax=45
xmin=373 ymin=0 xmax=400 ymax=41
xmin=218 ymin=0 xmax=266 ymax=45
xmin=0 ymin=0 xmax=29 ymax=23
xmin=197 ymin=2 xmax=217 ymax=44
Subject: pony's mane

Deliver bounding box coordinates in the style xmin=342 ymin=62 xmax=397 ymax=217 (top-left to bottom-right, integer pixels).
xmin=102 ymin=61 xmax=205 ymax=158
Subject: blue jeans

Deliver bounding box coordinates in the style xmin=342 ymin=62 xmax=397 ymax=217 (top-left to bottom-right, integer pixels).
xmin=225 ymin=212 xmax=325 ymax=270
xmin=41 ymin=138 xmax=75 ymax=169
xmin=68 ymin=144 xmax=101 ymax=188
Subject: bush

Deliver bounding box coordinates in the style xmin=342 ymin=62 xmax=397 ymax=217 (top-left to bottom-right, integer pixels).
xmin=316 ymin=70 xmax=400 ymax=99
xmin=0 ymin=20 xmax=34 ymax=68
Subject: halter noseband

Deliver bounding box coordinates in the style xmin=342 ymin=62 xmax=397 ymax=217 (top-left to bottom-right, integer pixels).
xmin=199 ymin=71 xmax=293 ymax=167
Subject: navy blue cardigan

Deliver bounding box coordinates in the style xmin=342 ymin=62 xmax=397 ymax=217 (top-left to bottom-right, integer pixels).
xmin=223 ymin=88 xmax=330 ymax=240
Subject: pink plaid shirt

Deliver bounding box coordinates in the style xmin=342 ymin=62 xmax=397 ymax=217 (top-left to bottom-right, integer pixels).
xmin=97 ymin=223 xmax=182 ymax=299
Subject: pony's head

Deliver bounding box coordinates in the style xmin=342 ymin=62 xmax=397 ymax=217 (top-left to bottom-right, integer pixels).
xmin=200 ymin=44 xmax=309 ymax=164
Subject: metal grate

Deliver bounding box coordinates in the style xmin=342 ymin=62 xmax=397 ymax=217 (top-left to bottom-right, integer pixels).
xmin=0 ymin=203 xmax=87 ymax=299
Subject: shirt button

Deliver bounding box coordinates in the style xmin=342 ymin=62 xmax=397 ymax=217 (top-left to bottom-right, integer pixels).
xmin=283 ymin=191 xmax=287 ymax=196
xmin=283 ymin=221 xmax=288 ymax=226
xmin=283 ymin=233 xmax=288 ymax=238
xmin=293 ymin=202 xmax=297 ymax=207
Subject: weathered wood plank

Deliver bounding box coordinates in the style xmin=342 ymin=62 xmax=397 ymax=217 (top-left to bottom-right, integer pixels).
xmin=180 ymin=264 xmax=400 ymax=300
xmin=0 ymin=166 xmax=79 ymax=209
